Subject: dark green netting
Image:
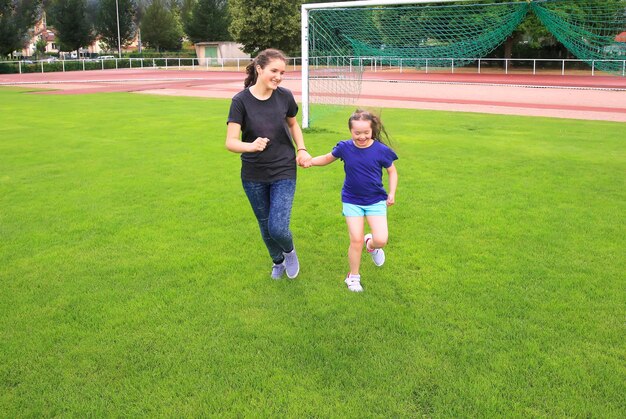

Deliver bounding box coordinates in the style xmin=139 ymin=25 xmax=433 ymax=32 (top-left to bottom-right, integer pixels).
xmin=305 ymin=0 xmax=626 ymax=124
xmin=310 ymin=1 xmax=530 ymax=67
xmin=308 ymin=0 xmax=626 ymax=70
xmin=532 ymin=0 xmax=626 ymax=74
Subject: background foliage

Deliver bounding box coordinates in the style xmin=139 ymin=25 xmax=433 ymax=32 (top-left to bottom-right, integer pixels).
xmin=228 ymin=0 xmax=301 ymax=55
xmin=183 ymin=0 xmax=230 ymax=44
xmin=0 ymin=0 xmax=41 ymax=56
xmin=2 ymin=1 xmax=625 ymax=70
xmin=47 ymin=0 xmax=96 ymax=54
xmin=96 ymin=0 xmax=137 ymax=51
xmin=140 ymin=0 xmax=183 ymax=51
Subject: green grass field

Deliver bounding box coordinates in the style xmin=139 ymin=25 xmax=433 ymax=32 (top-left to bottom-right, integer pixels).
xmin=1 ymin=87 xmax=624 ymax=417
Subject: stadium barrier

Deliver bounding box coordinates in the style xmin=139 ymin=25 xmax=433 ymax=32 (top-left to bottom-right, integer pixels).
xmin=310 ymin=56 xmax=626 ymax=77
xmin=0 ymin=57 xmax=302 ymax=75
xmin=1 ymin=56 xmax=624 ymax=76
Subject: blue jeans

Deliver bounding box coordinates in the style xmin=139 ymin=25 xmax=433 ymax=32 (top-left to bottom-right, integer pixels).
xmin=242 ymin=179 xmax=296 ymax=264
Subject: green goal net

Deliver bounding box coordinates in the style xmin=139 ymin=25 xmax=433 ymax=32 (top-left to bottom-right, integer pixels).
xmin=532 ymin=0 xmax=626 ymax=74
xmin=302 ymin=0 xmax=626 ymax=127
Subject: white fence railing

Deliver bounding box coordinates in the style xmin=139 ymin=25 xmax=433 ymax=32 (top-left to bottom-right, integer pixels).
xmin=2 ymin=56 xmax=625 ymax=76
xmin=0 ymin=57 xmax=302 ymax=74
xmin=309 ymin=56 xmax=626 ymax=77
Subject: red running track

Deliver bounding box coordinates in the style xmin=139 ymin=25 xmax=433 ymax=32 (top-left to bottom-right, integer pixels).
xmin=1 ymin=69 xmax=625 ymax=122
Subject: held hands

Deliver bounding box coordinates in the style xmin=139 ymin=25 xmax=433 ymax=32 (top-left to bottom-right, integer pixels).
xmin=249 ymin=139 xmax=313 ymax=168
xmin=250 ymin=137 xmax=270 ymax=152
xmin=387 ymin=193 xmax=395 ymax=206
xmin=297 ymin=149 xmax=313 ymax=168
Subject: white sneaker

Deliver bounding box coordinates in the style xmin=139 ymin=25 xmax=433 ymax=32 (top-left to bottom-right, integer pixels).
xmin=271 ymin=262 xmax=285 ymax=280
xmin=283 ymin=248 xmax=300 ymax=279
xmin=364 ymin=233 xmax=385 ymax=266
xmin=345 ymin=273 xmax=363 ymax=292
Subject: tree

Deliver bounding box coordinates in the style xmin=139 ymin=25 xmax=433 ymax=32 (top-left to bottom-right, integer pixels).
xmin=502 ymin=10 xmax=554 ymax=59
xmin=140 ymin=0 xmax=183 ymax=51
xmin=496 ymin=0 xmax=550 ymax=59
xmin=96 ymin=0 xmax=137 ymax=51
xmin=178 ymin=0 xmax=194 ymax=24
xmin=228 ymin=0 xmax=300 ymax=56
xmin=183 ymin=0 xmax=230 ymax=44
xmin=47 ymin=0 xmax=96 ymax=56
xmin=502 ymin=0 xmax=626 ymax=59
xmin=134 ymin=0 xmax=151 ymax=52
xmin=34 ymin=35 xmax=46 ymax=57
xmin=0 ymin=0 xmax=41 ymax=57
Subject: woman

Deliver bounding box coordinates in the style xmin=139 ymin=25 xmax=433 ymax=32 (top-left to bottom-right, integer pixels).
xmin=225 ymin=48 xmax=311 ymax=280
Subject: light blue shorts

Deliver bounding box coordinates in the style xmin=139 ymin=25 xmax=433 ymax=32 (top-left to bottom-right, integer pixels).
xmin=342 ymin=201 xmax=387 ymax=217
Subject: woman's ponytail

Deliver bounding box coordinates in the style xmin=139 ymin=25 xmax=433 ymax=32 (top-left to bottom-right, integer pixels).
xmin=244 ymin=61 xmax=257 ymax=88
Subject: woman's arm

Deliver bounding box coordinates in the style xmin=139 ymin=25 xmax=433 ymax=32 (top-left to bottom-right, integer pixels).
xmin=311 ymin=153 xmax=338 ymax=167
xmin=225 ymin=122 xmax=269 ymax=153
xmin=286 ymin=116 xmax=312 ymax=167
xmin=386 ymin=163 xmax=398 ymax=206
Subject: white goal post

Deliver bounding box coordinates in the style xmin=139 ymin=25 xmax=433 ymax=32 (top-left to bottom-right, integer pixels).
xmin=300 ymin=0 xmax=478 ymax=128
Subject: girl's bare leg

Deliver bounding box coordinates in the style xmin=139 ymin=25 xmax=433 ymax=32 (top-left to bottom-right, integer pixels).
xmin=345 ymin=216 xmax=365 ymax=275
xmin=365 ymin=215 xmax=388 ymax=250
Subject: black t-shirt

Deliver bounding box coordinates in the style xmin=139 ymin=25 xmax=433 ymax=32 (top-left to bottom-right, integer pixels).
xmin=227 ymin=87 xmax=299 ymax=181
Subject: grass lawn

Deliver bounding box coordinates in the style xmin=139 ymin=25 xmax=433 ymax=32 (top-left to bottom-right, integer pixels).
xmin=0 ymin=87 xmax=624 ymax=417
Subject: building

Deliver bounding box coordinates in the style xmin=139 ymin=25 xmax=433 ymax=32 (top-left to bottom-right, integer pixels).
xmin=194 ymin=42 xmax=250 ymax=66
xmin=19 ymin=13 xmax=104 ymax=59
xmin=20 ymin=14 xmax=58 ymax=57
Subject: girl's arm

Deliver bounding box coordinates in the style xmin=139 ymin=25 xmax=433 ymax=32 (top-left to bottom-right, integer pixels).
xmin=225 ymin=122 xmax=270 ymax=153
xmin=386 ymin=163 xmax=398 ymax=206
xmin=286 ymin=116 xmax=312 ymax=167
xmin=311 ymin=153 xmax=338 ymax=167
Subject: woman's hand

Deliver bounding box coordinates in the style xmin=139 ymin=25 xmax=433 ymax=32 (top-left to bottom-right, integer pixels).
xmin=297 ymin=149 xmax=312 ymax=168
xmin=386 ymin=193 xmax=395 ymax=206
xmin=250 ymin=137 xmax=270 ymax=152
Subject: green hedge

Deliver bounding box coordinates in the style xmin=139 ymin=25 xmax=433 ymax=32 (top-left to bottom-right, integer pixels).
xmin=0 ymin=58 xmax=205 ymax=74
xmin=0 ymin=62 xmax=19 ymax=74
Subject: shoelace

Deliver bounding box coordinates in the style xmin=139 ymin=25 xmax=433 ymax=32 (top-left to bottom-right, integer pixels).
xmin=346 ymin=277 xmax=361 ymax=288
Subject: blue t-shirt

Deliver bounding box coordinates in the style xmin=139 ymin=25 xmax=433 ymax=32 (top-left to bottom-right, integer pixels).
xmin=331 ymin=140 xmax=398 ymax=205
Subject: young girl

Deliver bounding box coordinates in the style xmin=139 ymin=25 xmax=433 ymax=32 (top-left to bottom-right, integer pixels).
xmin=308 ymin=109 xmax=398 ymax=292
xmin=226 ymin=48 xmax=312 ymax=280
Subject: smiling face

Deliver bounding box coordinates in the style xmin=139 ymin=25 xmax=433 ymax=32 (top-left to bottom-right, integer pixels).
xmin=350 ymin=119 xmax=374 ymax=148
xmin=255 ymin=58 xmax=286 ymax=91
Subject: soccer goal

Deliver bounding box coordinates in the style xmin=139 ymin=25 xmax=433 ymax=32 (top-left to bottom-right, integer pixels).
xmin=301 ymin=0 xmax=524 ymax=127
xmin=301 ymin=0 xmax=626 ymax=128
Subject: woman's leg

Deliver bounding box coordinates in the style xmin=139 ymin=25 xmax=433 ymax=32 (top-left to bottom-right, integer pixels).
xmin=268 ymin=179 xmax=296 ymax=253
xmin=345 ymin=216 xmax=365 ymax=275
xmin=269 ymin=179 xmax=299 ymax=278
xmin=242 ymin=180 xmax=285 ymax=264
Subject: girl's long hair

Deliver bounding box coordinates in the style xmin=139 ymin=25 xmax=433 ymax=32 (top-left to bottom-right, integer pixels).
xmin=348 ymin=109 xmax=391 ymax=145
xmin=244 ymin=48 xmax=288 ymax=88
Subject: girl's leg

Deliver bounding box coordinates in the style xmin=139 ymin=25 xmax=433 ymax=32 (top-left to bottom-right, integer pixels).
xmin=269 ymin=179 xmax=299 ymax=278
xmin=242 ymin=180 xmax=285 ymax=264
xmin=268 ymin=179 xmax=296 ymax=252
xmin=365 ymin=215 xmax=388 ymax=250
xmin=345 ymin=216 xmax=365 ymax=275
